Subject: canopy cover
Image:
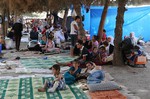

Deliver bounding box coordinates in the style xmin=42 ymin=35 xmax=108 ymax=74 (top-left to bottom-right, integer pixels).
xmin=83 ymin=6 xmax=150 ymax=41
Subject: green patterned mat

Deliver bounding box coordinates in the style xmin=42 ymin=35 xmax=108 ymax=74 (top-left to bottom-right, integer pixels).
xmin=21 ymin=56 xmax=76 ymax=68
xmin=0 ymin=77 xmax=88 ymax=99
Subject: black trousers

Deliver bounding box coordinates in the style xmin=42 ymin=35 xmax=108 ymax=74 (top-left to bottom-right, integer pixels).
xmin=28 ymin=44 xmax=42 ymax=52
xmin=70 ymin=34 xmax=77 ymax=47
xmin=15 ymin=35 xmax=21 ymax=51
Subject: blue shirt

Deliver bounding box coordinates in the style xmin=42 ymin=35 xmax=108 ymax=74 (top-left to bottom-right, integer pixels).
xmin=68 ymin=66 xmax=81 ymax=77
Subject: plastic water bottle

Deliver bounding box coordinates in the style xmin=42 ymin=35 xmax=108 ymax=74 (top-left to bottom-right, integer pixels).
xmin=43 ymin=56 xmax=48 ymax=60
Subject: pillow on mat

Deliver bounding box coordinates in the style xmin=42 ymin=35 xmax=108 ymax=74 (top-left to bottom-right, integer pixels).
xmin=87 ymin=81 xmax=121 ymax=92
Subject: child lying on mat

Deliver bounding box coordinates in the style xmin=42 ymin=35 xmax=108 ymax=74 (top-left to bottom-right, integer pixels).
xmin=38 ymin=64 xmax=66 ymax=92
xmin=87 ymin=62 xmax=105 ymax=84
xmin=76 ymin=61 xmax=101 ymax=80
xmin=64 ymin=59 xmax=81 ymax=85
xmin=80 ymin=62 xmax=105 ymax=90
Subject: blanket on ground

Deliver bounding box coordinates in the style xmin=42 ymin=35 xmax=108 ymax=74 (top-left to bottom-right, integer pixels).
xmin=89 ymin=90 xmax=127 ymax=99
xmin=20 ymin=56 xmax=76 ymax=68
xmin=0 ymin=77 xmax=88 ymax=99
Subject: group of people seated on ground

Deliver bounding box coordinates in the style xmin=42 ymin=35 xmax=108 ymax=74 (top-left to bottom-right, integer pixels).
xmin=28 ymin=24 xmax=66 ymax=53
xmin=38 ymin=33 xmax=110 ymax=92
xmin=37 ymin=31 xmax=147 ymax=93
xmin=122 ymin=32 xmax=146 ymax=65
xmin=38 ymin=60 xmax=104 ymax=92
xmin=73 ymin=30 xmax=114 ymax=66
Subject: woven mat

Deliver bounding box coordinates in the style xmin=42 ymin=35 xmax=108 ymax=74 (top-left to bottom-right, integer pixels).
xmin=20 ymin=56 xmax=75 ymax=68
xmin=0 ymin=77 xmax=88 ymax=99
xmin=89 ymin=90 xmax=127 ymax=99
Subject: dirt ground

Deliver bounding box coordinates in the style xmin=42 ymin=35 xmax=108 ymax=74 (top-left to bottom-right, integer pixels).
xmin=103 ymin=45 xmax=150 ymax=99
xmin=1 ymin=37 xmax=150 ymax=99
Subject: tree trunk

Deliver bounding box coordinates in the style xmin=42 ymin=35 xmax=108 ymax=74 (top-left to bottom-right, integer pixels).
xmin=1 ymin=9 xmax=5 ymax=36
xmin=101 ymin=0 xmax=105 ymax=5
xmin=113 ymin=0 xmax=128 ymax=66
xmin=52 ymin=11 xmax=58 ymax=25
xmin=62 ymin=8 xmax=69 ymax=30
xmin=14 ymin=11 xmax=18 ymax=23
xmin=7 ymin=8 xmax=10 ymax=28
xmin=4 ymin=15 xmax=8 ymax=37
xmin=2 ymin=9 xmax=7 ymax=37
xmin=5 ymin=8 xmax=9 ymax=36
xmin=73 ymin=1 xmax=85 ymax=38
xmin=46 ymin=9 xmax=51 ymax=26
xmin=98 ymin=0 xmax=110 ymax=43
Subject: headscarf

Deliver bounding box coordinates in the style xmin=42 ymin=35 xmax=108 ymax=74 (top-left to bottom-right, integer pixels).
xmin=107 ymin=36 xmax=114 ymax=45
xmin=130 ymin=32 xmax=138 ymax=46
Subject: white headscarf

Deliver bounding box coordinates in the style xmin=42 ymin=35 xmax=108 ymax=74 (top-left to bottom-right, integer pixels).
xmin=107 ymin=36 xmax=114 ymax=45
xmin=130 ymin=32 xmax=138 ymax=46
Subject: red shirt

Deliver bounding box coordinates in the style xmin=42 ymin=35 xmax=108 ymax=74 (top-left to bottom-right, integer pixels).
xmin=102 ymin=33 xmax=106 ymax=42
xmin=41 ymin=29 xmax=46 ymax=34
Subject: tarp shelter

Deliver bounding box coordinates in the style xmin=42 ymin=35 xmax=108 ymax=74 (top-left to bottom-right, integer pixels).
xmin=83 ymin=6 xmax=150 ymax=41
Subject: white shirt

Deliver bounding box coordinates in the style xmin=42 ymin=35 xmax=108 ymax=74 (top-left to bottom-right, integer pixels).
xmin=80 ymin=46 xmax=84 ymax=51
xmin=70 ymin=21 xmax=78 ymax=35
xmin=50 ymin=26 xmax=54 ymax=31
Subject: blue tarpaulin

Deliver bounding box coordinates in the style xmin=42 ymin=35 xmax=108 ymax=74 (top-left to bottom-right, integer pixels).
xmin=83 ymin=6 xmax=150 ymax=41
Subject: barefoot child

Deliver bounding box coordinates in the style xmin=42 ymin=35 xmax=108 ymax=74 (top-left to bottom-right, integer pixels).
xmin=38 ymin=64 xmax=66 ymax=92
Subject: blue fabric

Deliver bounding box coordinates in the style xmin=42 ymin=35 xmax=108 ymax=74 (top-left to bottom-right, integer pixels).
xmin=130 ymin=49 xmax=142 ymax=61
xmin=47 ymin=82 xmax=53 ymax=88
xmin=64 ymin=72 xmax=75 ymax=85
xmin=47 ymin=79 xmax=66 ymax=90
xmin=68 ymin=66 xmax=81 ymax=77
xmin=87 ymin=70 xmax=105 ymax=84
xmin=40 ymin=40 xmax=46 ymax=45
xmin=64 ymin=66 xmax=81 ymax=85
xmin=57 ymin=79 xmax=66 ymax=90
xmin=82 ymin=6 xmax=150 ymax=41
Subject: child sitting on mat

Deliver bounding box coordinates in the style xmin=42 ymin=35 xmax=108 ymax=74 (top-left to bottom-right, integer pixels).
xmin=90 ymin=47 xmax=101 ymax=65
xmin=64 ymin=59 xmax=81 ymax=85
xmin=43 ymin=37 xmax=60 ymax=53
xmin=38 ymin=64 xmax=66 ymax=92
xmin=99 ymin=46 xmax=108 ymax=64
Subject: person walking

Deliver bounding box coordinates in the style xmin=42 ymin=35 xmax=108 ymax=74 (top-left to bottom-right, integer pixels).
xmin=13 ymin=20 xmax=23 ymax=51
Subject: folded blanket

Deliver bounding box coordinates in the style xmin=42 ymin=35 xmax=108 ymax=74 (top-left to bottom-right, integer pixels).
xmin=89 ymin=90 xmax=127 ymax=99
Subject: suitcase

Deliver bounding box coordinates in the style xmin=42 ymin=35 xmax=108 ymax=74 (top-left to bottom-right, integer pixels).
xmin=128 ymin=55 xmax=147 ymax=67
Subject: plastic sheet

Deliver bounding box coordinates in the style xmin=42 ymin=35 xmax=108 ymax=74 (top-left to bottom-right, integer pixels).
xmin=83 ymin=6 xmax=150 ymax=41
